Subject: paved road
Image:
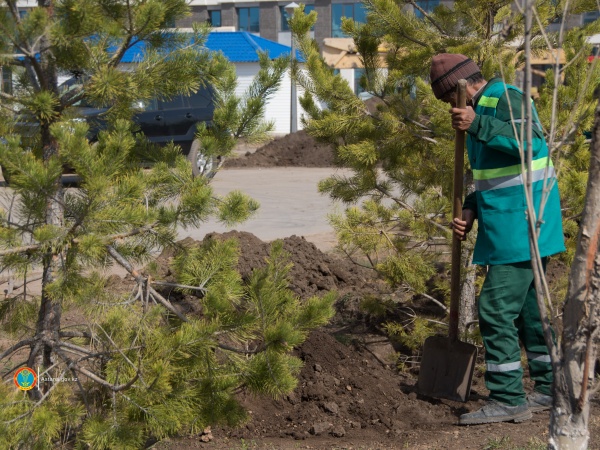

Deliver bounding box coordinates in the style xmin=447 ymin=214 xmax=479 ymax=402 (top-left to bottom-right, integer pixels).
xmin=178 ymin=167 xmax=347 ymax=251
xmin=0 ymin=167 xmax=347 ymax=252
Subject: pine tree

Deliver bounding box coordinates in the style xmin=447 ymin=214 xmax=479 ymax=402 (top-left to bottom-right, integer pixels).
xmin=0 ymin=1 xmax=334 ymax=447
xmin=289 ymin=0 xmax=598 ymax=325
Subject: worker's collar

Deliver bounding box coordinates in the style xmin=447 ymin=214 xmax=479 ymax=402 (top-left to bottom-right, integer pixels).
xmin=468 ymin=81 xmax=488 ymax=106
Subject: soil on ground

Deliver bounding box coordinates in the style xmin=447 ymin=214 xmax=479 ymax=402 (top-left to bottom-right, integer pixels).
xmin=224 ymin=131 xmax=336 ymax=168
xmin=155 ymin=132 xmax=599 ymax=450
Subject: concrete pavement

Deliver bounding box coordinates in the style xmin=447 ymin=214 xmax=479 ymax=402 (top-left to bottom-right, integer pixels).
xmin=178 ymin=167 xmax=348 ymax=251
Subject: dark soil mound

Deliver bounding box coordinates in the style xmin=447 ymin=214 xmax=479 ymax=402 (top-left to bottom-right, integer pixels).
xmin=224 ymin=329 xmax=456 ymax=446
xmin=224 ymin=131 xmax=336 ymax=168
xmin=205 ymin=231 xmax=387 ymax=301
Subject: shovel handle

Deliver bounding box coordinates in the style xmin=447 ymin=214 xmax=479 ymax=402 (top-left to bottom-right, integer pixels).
xmin=449 ymin=80 xmax=467 ymax=342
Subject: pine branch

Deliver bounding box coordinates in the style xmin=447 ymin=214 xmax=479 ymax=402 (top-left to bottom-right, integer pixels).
xmin=108 ymin=35 xmax=134 ymax=68
xmin=70 ymin=367 xmax=92 ymax=416
xmin=12 ymin=276 xmax=43 ymax=292
xmin=0 ymin=223 xmax=159 ymax=258
xmin=119 ymin=392 xmax=157 ymax=420
xmin=107 ymin=245 xmax=189 ymax=322
xmin=55 ymin=347 xmax=139 ymax=392
xmin=59 ymin=330 xmax=92 ymax=339
xmin=0 ymin=20 xmax=33 ymax=60
xmin=0 ymin=338 xmax=35 ymax=360
xmin=406 ymin=0 xmax=449 ymax=38
xmin=149 ymin=286 xmax=188 ymax=322
xmin=416 ymin=291 xmax=447 ymax=312
xmin=0 ymin=90 xmax=20 ymax=103
xmin=217 ymin=342 xmax=264 ymax=355
xmin=55 ymin=340 xmax=96 ymax=357
xmin=97 ymin=324 xmax=149 ymax=388
xmin=0 ymin=244 xmax=41 ymax=257
xmin=374 ymin=185 xmax=449 ymax=234
xmin=151 ymin=280 xmax=207 ymax=294
xmin=0 ymin=360 xmax=27 ymax=379
xmin=61 ymin=84 xmax=86 ymax=109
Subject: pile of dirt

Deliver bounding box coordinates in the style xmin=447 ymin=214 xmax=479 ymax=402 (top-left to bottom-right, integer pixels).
xmin=156 ymin=231 xmax=392 ymax=324
xmin=224 ymin=131 xmax=336 ymax=168
xmin=209 ymin=231 xmax=386 ymax=301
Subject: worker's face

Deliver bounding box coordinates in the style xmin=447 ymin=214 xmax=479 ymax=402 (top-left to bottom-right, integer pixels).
xmin=440 ymin=89 xmax=458 ymax=107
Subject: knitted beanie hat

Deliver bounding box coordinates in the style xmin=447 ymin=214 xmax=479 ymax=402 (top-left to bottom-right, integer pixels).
xmin=430 ymin=53 xmax=481 ymax=99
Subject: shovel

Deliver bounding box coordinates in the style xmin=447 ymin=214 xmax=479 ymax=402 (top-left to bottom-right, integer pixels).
xmin=417 ymin=79 xmax=477 ymax=403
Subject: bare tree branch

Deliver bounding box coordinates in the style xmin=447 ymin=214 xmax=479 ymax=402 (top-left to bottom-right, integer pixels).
xmin=106 ymin=245 xmax=189 ymax=322
xmin=55 ymin=347 xmax=139 ymax=392
xmin=0 ymin=338 xmax=35 ymax=360
xmin=406 ymin=0 xmax=449 ymax=38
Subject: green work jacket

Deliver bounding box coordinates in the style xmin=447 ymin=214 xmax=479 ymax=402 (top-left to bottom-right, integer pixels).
xmin=463 ymin=78 xmax=565 ymax=265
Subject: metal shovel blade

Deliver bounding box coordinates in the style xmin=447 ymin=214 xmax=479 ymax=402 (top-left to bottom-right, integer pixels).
xmin=417 ymin=335 xmax=477 ymax=402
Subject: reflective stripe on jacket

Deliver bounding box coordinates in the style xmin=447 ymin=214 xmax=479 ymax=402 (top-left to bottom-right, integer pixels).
xmin=465 ymin=78 xmax=565 ymax=265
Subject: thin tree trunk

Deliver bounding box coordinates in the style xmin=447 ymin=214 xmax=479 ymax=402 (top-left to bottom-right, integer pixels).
xmin=458 ymin=257 xmax=477 ymax=337
xmin=459 ymin=176 xmax=477 ymax=336
xmin=548 ymin=89 xmax=600 ymax=450
xmin=27 ymin=0 xmax=63 ymax=399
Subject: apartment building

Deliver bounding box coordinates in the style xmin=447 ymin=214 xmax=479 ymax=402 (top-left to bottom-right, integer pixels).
xmin=178 ymin=0 xmax=453 ymax=48
xmin=11 ymin=1 xmax=599 ymax=49
xmin=177 ymin=0 xmax=600 ymax=45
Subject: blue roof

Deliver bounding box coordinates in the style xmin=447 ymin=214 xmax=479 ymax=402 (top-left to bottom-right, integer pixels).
xmin=120 ymin=31 xmax=303 ymax=64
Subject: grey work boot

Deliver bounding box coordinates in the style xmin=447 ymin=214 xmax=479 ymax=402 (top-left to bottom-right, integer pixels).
xmin=459 ymin=400 xmax=532 ymax=425
xmin=527 ymin=391 xmax=552 ymax=412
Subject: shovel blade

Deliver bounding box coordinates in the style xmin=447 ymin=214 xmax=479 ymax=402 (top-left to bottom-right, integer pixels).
xmin=417 ymin=335 xmax=477 ymax=402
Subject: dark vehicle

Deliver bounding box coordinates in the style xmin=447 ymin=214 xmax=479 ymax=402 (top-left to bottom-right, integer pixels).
xmin=75 ymin=85 xmax=216 ymax=177
xmin=4 ymin=81 xmax=216 ymax=183
xmin=81 ymin=89 xmax=213 ymax=147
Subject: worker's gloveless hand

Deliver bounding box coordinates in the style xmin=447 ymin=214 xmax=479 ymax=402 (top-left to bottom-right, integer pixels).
xmin=450 ymin=106 xmax=476 ymax=131
xmin=452 ymin=209 xmax=476 ymax=241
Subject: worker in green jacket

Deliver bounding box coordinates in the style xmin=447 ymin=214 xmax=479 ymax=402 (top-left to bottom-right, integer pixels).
xmin=429 ymin=53 xmax=565 ymax=425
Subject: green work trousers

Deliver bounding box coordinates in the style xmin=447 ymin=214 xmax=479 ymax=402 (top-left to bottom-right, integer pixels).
xmin=478 ymin=259 xmax=553 ymax=406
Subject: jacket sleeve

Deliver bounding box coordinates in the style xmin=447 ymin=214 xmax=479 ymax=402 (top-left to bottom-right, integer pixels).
xmin=467 ymin=89 xmax=545 ymax=158
xmin=463 ymin=191 xmax=477 ymax=218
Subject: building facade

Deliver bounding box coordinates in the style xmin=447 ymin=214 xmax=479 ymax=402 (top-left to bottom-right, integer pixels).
xmin=179 ymin=0 xmax=455 ymax=47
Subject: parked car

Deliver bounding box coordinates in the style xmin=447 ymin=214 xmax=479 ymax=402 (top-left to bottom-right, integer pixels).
xmin=75 ymin=83 xmax=216 ymax=177
xmin=4 ymin=81 xmax=216 ymax=183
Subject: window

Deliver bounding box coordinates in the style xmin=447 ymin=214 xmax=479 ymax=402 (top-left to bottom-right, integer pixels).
xmin=209 ymin=10 xmax=222 ymax=27
xmin=238 ymin=7 xmax=260 ymax=32
xmin=159 ymin=96 xmax=185 ymax=110
xmin=187 ymin=89 xmax=212 ymax=108
xmin=280 ymin=4 xmax=314 ymax=31
xmin=354 ymin=68 xmax=366 ymax=95
xmin=135 ymin=98 xmax=158 ymax=112
xmin=1 ymin=67 xmax=12 ymax=94
xmin=414 ymin=0 xmax=440 ymax=18
xmin=583 ymin=11 xmax=600 ymax=25
xmin=331 ymin=3 xmax=366 ymax=38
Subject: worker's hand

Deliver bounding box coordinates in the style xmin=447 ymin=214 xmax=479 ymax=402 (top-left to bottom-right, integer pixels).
xmin=450 ymin=106 xmax=476 ymax=131
xmin=451 ymin=209 xmax=476 ymax=241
